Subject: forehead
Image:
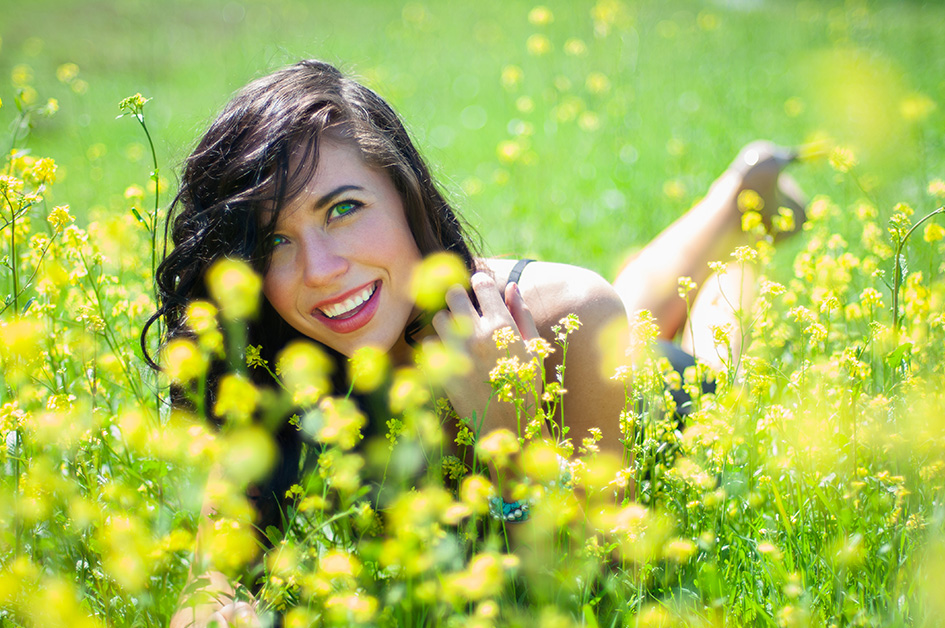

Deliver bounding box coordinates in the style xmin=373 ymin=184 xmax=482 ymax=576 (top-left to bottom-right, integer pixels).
xmin=288 ymin=140 xmax=376 ymax=193
xmin=261 ymin=139 xmax=402 ymax=229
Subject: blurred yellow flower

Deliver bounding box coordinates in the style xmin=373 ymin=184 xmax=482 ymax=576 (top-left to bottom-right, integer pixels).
xmin=526 ymin=34 xmax=552 ymax=56
xmin=206 ymin=257 xmax=262 ymax=320
xmin=663 ymin=537 xmax=697 ymax=564
xmin=161 ymin=338 xmax=208 ymax=383
xmin=443 ymin=553 xmax=506 ymax=602
xmin=477 ymin=428 xmax=520 ymax=468
xmin=56 ymin=62 xmax=79 ymax=83
xmin=564 ymin=38 xmax=588 ymax=56
xmin=461 ymin=475 xmax=494 ymax=514
xmin=349 ymin=345 xmax=390 ymax=392
xmin=585 ymin=71 xmax=611 ymax=94
xmin=214 ymin=373 xmax=260 ymax=423
xmin=500 ymin=65 xmax=523 ymax=90
xmin=528 ymin=6 xmax=554 ymax=25
xmin=924 ymin=222 xmax=944 ymax=243
xmin=277 ymin=340 xmax=332 ymax=405
xmin=829 ymin=146 xmax=857 ymax=173
xmin=325 ymin=592 xmax=377 ymax=623
xmin=410 ymin=251 xmax=469 ymax=311
xmin=900 ymin=93 xmax=935 ymax=121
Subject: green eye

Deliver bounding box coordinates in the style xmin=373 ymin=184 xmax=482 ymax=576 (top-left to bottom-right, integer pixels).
xmin=329 ymin=200 xmax=363 ymax=219
xmin=270 ymin=234 xmax=288 ymax=248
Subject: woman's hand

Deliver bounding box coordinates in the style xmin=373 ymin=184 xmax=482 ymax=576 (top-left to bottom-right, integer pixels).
xmin=205 ymin=602 xmax=261 ymax=627
xmin=431 ymin=272 xmax=544 ymax=437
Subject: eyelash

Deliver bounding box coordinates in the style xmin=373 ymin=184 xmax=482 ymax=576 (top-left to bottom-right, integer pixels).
xmin=269 ymin=199 xmax=365 ymax=248
xmin=328 ymin=199 xmax=364 ymax=220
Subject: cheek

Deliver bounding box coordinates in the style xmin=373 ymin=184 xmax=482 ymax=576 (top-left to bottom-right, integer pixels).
xmin=262 ymin=271 xmax=290 ymax=311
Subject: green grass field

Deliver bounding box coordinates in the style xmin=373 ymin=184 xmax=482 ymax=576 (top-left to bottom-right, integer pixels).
xmin=2 ymin=1 xmax=945 ymax=626
xmin=5 ymin=0 xmax=944 ymax=273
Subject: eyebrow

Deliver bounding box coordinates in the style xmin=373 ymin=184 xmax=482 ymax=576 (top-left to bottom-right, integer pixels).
xmin=315 ymin=185 xmax=365 ymax=209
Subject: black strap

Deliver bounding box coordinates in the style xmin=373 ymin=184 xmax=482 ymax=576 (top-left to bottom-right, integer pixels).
xmin=506 ymin=258 xmax=534 ymax=288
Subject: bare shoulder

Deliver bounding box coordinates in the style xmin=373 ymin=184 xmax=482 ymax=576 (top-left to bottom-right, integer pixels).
xmin=479 ymin=258 xmax=626 ymax=331
xmin=478 ymin=258 xmax=630 ymax=454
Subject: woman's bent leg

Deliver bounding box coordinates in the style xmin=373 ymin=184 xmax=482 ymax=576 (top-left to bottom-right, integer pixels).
xmin=613 ymin=142 xmax=801 ymax=340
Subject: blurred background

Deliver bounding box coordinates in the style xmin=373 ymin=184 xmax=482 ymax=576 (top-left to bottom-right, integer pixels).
xmin=2 ymin=0 xmax=943 ymax=278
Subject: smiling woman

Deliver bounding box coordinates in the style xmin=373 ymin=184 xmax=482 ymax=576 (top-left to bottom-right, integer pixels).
xmin=145 ymin=59 xmax=806 ymax=626
xmin=262 ymin=141 xmax=422 ymax=359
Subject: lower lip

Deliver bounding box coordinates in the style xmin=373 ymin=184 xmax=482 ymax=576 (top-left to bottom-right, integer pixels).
xmin=312 ymin=282 xmax=381 ymax=335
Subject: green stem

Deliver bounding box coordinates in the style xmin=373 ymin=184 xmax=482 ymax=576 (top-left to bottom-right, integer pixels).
xmin=891 ymin=206 xmax=944 ymax=339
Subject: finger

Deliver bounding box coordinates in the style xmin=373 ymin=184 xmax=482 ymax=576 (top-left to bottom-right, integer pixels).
xmin=469 ymin=272 xmax=509 ymax=322
xmin=444 ymin=281 xmax=478 ymax=320
xmin=505 ymin=282 xmax=540 ymax=342
xmin=431 ymin=308 xmax=473 ymax=347
xmin=217 ymin=602 xmax=261 ymax=628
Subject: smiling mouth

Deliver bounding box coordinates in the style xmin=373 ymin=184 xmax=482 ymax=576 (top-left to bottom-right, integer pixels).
xmin=318 ymin=282 xmax=378 ymax=319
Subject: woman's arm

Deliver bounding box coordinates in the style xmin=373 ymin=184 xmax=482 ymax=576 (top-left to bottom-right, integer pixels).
xmin=434 ymin=262 xmax=630 ymax=483
xmin=170 ymin=467 xmax=261 ymax=628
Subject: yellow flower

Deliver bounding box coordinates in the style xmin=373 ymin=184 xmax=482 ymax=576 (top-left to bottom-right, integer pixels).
xmin=500 ymin=65 xmax=523 ymax=90
xmin=737 ymin=188 xmax=763 ymax=213
xmin=118 ymin=92 xmax=150 ymax=115
xmin=443 ymin=553 xmax=507 ymax=602
xmin=924 ymin=222 xmax=944 ymax=243
xmin=525 ymin=337 xmax=553 ymax=359
xmin=476 ymin=428 xmax=520 ymax=468
xmin=528 ymin=6 xmax=554 ymax=25
xmin=349 ymin=345 xmax=390 ymax=392
xmin=900 ymin=93 xmax=936 ymax=121
xmin=213 ymin=373 xmax=260 ymax=424
xmin=492 ymin=326 xmax=518 ymax=350
xmin=415 ymin=339 xmax=471 ymax=386
xmin=732 ymin=244 xmax=759 ymax=264
xmin=564 ymin=38 xmax=587 ymax=56
xmin=325 ymin=592 xmax=377 ymax=624
xmin=220 ymin=426 xmax=277 ymax=485
xmin=307 ymin=396 xmax=365 ymax=450
xmin=410 ymin=251 xmax=469 ymax=310
xmin=757 ymin=541 xmax=783 ymax=560
xmin=461 ymin=475 xmax=494 ymax=514
xmin=663 ymin=537 xmax=697 ymax=564
xmin=496 ymin=139 xmax=523 ymax=164
xmin=320 ymin=549 xmax=361 ymax=578
xmin=585 ymin=71 xmax=611 ymax=94
xmin=124 ymin=184 xmax=145 ymax=202
xmin=56 ymin=62 xmax=80 ymax=84
xmin=526 ymin=34 xmax=552 ymax=56
xmin=829 ymin=146 xmax=857 ymax=173
xmin=277 ymin=340 xmax=332 ymax=406
xmin=206 ymin=258 xmax=262 ymax=320
xmin=161 ymin=338 xmax=208 ymax=383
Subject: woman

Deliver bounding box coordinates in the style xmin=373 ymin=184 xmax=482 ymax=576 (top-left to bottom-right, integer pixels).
xmin=151 ymin=59 xmax=804 ymax=626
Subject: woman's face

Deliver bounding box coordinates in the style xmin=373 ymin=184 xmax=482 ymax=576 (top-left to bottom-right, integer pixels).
xmin=262 ymin=140 xmax=422 ymax=357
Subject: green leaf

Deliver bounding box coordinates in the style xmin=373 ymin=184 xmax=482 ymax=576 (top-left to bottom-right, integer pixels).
xmin=130 ymin=206 xmax=148 ymax=227
xmin=884 ymin=342 xmax=913 ymax=369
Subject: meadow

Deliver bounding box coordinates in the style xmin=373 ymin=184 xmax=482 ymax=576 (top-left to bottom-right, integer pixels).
xmin=2 ymin=0 xmax=945 ymax=626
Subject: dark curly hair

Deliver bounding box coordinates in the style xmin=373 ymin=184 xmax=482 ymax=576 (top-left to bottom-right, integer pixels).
xmin=141 ymin=59 xmax=478 ymax=529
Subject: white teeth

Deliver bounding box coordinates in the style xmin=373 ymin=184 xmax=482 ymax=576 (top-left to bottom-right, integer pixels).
xmin=320 ymin=283 xmax=376 ymax=319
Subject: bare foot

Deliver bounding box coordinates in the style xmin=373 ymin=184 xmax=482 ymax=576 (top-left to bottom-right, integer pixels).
xmin=729 ymin=140 xmax=807 ymax=240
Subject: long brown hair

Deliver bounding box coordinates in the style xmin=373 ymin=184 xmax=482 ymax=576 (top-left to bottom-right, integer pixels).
xmin=142 ymin=59 xmax=478 ymax=530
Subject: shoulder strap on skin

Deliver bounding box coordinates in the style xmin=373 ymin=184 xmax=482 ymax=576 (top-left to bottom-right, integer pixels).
xmin=506 ymin=258 xmax=535 ymax=289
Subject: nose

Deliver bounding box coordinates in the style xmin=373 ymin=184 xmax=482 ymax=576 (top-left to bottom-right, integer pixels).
xmin=300 ymin=232 xmax=349 ymax=287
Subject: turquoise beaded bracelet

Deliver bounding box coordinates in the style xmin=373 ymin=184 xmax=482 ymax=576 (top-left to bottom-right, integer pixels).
xmin=487 ymin=455 xmax=573 ymax=524
xmin=488 ymin=496 xmax=531 ymax=522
